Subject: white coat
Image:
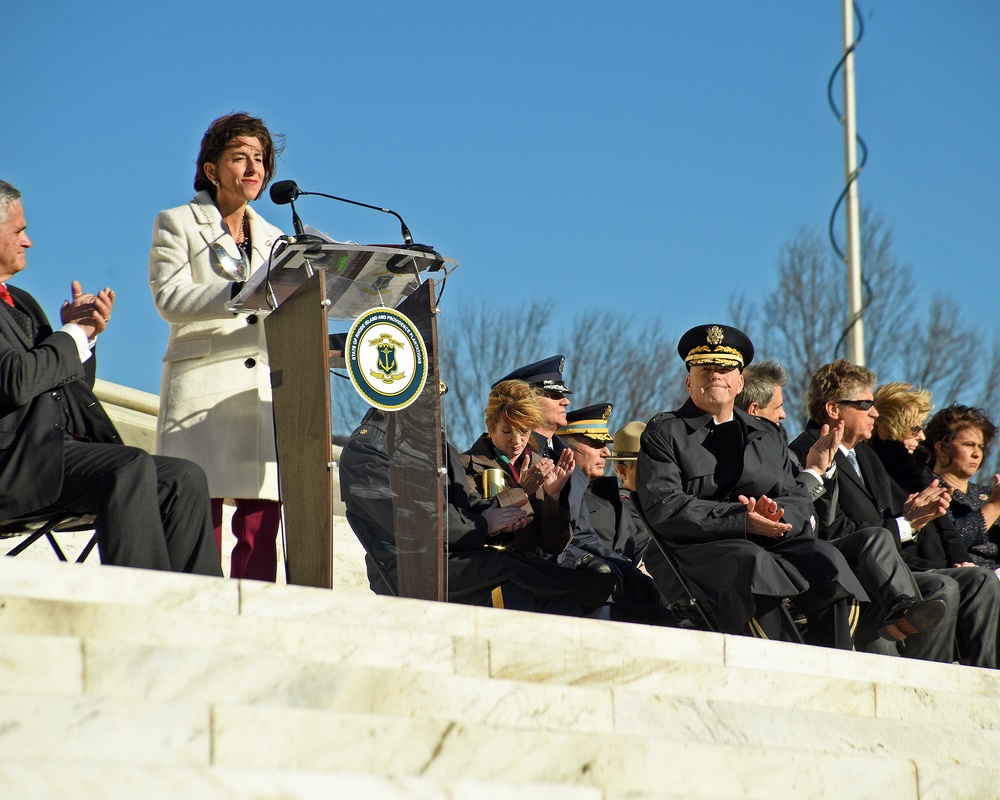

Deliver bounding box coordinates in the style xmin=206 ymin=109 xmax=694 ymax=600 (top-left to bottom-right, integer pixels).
xmin=149 ymin=191 xmax=284 ymax=500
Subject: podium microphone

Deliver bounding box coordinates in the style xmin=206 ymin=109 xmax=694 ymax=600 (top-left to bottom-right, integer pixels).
xmin=269 ymin=180 xmax=305 ymax=235
xmin=269 ymin=179 xmax=416 ymax=247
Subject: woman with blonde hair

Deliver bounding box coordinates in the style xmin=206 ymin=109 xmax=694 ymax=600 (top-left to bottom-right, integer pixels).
xmin=461 ymin=379 xmax=576 ymax=555
xmin=870 ymin=382 xmax=975 ymax=570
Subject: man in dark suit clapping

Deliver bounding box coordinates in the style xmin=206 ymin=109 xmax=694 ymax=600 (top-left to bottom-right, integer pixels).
xmin=0 ymin=180 xmax=219 ymax=575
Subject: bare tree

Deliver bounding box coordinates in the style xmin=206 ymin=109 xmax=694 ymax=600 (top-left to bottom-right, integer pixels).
xmin=906 ymin=295 xmax=978 ymax=402
xmin=852 ymin=211 xmax=914 ymax=375
xmin=552 ymin=310 xmax=687 ymax=428
xmin=437 ymin=300 xmax=554 ymax=450
xmin=761 ymin=208 xmax=1000 ymax=462
xmin=767 ymin=226 xmax=846 ymax=426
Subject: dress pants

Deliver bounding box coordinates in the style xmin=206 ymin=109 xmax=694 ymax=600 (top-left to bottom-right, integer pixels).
xmin=212 ymin=497 xmax=281 ymax=582
xmin=828 ymin=526 xmax=922 ymax=649
xmin=901 ymin=572 xmax=958 ymax=664
xmin=905 ymin=567 xmax=999 ymax=669
xmin=47 ymin=439 xmax=221 ymax=576
xmin=759 ymin=536 xmax=866 ymax=650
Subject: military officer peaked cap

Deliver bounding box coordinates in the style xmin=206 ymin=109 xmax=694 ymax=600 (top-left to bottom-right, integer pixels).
xmin=608 ymin=420 xmax=646 ymax=461
xmin=493 ymin=354 xmax=572 ymax=393
xmin=555 ymin=403 xmax=614 ymax=443
xmin=677 ymin=324 xmax=754 ymax=372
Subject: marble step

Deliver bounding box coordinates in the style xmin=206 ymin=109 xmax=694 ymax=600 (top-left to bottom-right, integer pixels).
xmin=0 ymin=689 xmax=921 ymax=800
xmin=7 ymin=615 xmax=1000 ymax=741
xmin=0 ymin=595 xmax=474 ymax=677
xmin=0 ymin=763 xmax=606 ymax=800
xmin=4 ymin=561 xmax=1000 ymax=710
xmin=5 ymin=630 xmax=1000 ymax=773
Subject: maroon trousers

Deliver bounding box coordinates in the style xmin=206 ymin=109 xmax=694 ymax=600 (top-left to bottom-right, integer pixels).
xmin=211 ymin=498 xmax=281 ymax=582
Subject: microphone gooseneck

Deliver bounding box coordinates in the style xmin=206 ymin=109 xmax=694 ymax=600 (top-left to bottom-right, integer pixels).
xmin=270 ymin=181 xmax=415 ymax=246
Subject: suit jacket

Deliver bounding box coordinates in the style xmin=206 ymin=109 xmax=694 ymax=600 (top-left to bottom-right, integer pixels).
xmin=637 ymin=399 xmax=814 ymax=545
xmin=0 ymin=286 xmax=120 ymax=517
xmin=149 ymin=192 xmax=283 ymax=499
xmin=790 ymin=423 xmax=903 ymax=545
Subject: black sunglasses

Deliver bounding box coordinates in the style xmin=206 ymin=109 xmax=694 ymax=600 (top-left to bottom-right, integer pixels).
xmin=837 ymin=399 xmax=875 ymax=410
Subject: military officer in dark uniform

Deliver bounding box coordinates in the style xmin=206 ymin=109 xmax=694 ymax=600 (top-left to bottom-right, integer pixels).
xmin=556 ymin=403 xmax=667 ymax=623
xmin=557 ymin=404 xmax=651 ymax=565
xmin=635 ymin=324 xmax=868 ymax=647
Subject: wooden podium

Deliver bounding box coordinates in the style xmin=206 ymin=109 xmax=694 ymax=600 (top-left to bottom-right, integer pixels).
xmin=254 ymin=243 xmax=449 ymax=600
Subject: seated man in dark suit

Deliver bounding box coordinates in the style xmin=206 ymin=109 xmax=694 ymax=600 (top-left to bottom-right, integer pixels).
xmin=737 ymin=360 xmax=946 ymax=650
xmin=0 ymin=181 xmax=220 ymax=575
xmin=789 ymin=360 xmax=997 ymax=668
xmin=635 ymin=324 xmax=867 ymax=648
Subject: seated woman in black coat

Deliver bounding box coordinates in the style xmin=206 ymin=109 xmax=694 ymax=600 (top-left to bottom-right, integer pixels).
xmin=870 ymin=382 xmax=976 ymax=570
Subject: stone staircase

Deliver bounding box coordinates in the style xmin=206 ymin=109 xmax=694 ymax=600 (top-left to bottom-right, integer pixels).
xmin=4 ymin=382 xmax=1000 ymax=798
xmin=3 ymin=554 xmax=1000 ymax=799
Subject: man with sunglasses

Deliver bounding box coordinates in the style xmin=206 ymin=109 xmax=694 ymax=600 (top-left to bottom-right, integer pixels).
xmin=791 ymin=359 xmax=997 ymax=667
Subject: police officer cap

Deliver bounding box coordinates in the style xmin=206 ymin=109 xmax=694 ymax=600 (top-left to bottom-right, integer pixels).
xmin=555 ymin=403 xmax=613 ymax=442
xmin=493 ymin=354 xmax=572 ymax=394
xmin=677 ymin=324 xmax=754 ymax=372
xmin=608 ymin=420 xmax=646 ymax=461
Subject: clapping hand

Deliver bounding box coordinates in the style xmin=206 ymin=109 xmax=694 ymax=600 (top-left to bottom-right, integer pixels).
xmin=902 ymin=479 xmax=952 ymax=532
xmin=542 ymin=448 xmax=576 ymax=497
xmin=740 ymin=494 xmax=793 ymax=538
xmin=805 ymin=421 xmax=844 ymax=473
xmin=482 ymin=499 xmax=530 ymax=535
xmin=60 ymin=280 xmax=115 ymax=339
xmin=518 ymin=452 xmax=553 ymax=495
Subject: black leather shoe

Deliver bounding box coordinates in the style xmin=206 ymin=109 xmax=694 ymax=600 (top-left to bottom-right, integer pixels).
xmin=879 ymin=597 xmax=947 ymax=641
xmin=576 ymin=553 xmax=624 ymax=599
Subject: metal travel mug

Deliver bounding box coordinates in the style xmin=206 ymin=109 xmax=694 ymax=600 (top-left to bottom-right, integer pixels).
xmin=482 ymin=468 xmax=506 ymax=499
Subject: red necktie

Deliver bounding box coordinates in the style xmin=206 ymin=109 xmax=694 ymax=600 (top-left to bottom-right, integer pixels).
xmin=0 ymin=284 xmax=14 ymax=307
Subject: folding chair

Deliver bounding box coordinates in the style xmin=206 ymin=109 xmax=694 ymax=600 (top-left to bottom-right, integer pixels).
xmin=0 ymin=512 xmax=98 ymax=563
xmin=635 ymin=501 xmax=804 ymax=642
xmin=644 ymin=526 xmax=719 ymax=632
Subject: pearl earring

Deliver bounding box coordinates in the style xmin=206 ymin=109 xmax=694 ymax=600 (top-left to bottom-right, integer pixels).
xmin=212 ymin=179 xmax=220 ymax=187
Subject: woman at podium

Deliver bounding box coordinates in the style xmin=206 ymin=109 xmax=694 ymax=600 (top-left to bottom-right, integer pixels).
xmin=148 ymin=112 xmax=285 ymax=581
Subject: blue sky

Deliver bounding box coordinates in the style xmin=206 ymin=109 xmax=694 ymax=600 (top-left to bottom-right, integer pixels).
xmin=7 ymin=1 xmax=998 ymax=404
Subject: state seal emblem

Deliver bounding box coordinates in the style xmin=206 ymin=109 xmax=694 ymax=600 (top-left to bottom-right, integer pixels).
xmin=346 ymin=306 xmax=428 ymax=411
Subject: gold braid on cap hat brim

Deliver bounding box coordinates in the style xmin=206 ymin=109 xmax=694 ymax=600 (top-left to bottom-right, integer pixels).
xmin=684 ymin=344 xmax=744 ymax=368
